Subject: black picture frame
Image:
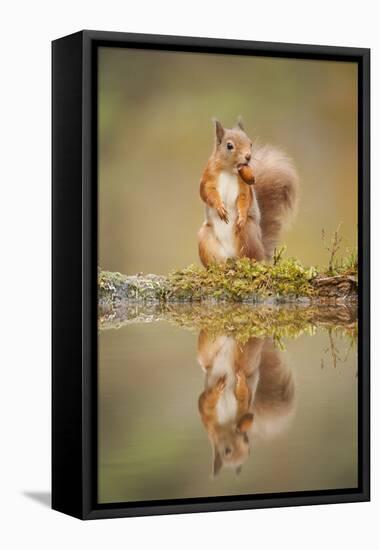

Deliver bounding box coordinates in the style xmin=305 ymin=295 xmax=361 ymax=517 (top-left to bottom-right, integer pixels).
xmin=52 ymin=30 xmax=370 ymax=520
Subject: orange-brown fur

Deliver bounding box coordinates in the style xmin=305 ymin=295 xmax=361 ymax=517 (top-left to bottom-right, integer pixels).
xmin=198 ymin=119 xmax=299 ymax=266
xmin=197 ymin=331 xmax=296 ymax=476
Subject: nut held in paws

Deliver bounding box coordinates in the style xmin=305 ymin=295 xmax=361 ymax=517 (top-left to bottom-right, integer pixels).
xmin=238 ymin=164 xmax=255 ymax=185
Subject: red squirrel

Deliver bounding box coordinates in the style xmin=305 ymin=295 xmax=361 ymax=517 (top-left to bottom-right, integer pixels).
xmin=198 ymin=118 xmax=299 ymax=267
xmin=197 ymin=331 xmax=296 ymax=476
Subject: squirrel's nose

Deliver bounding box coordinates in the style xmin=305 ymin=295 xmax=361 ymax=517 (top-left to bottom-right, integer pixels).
xmin=245 ymin=153 xmax=251 ymax=162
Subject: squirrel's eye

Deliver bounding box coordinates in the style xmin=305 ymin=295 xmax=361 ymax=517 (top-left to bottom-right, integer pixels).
xmin=226 ymin=142 xmax=234 ymax=150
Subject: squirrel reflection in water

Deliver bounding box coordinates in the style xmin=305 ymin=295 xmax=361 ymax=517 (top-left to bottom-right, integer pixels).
xmin=197 ymin=331 xmax=296 ymax=476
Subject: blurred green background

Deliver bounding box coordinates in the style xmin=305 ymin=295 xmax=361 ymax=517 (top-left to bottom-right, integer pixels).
xmin=98 ymin=47 xmax=358 ymax=274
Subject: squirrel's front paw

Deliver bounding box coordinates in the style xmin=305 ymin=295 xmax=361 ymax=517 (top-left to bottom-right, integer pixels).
xmin=217 ymin=205 xmax=229 ymax=223
xmin=236 ymin=369 xmax=249 ymax=387
xmin=216 ymin=375 xmax=227 ymax=393
xmin=236 ymin=369 xmax=244 ymax=381
xmin=235 ymin=216 xmax=247 ymax=232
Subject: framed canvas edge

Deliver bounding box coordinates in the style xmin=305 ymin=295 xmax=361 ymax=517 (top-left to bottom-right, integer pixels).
xmin=52 ymin=31 xmax=85 ymax=520
xmin=52 ymin=30 xmax=370 ymax=521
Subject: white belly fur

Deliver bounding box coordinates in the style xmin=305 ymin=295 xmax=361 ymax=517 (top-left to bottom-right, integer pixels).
xmin=207 ymin=171 xmax=239 ymax=258
xmin=207 ymin=336 xmax=238 ymax=425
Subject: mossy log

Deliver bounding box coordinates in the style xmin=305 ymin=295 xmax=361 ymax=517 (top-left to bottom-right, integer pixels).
xmin=98 ymin=262 xmax=357 ymax=308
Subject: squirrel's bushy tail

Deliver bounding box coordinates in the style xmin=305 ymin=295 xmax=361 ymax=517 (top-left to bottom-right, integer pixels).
xmin=253 ymin=145 xmax=299 ymax=260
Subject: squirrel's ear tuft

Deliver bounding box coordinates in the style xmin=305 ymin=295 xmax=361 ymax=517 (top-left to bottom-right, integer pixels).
xmin=236 ymin=116 xmax=245 ymax=131
xmin=213 ymin=118 xmax=225 ymax=145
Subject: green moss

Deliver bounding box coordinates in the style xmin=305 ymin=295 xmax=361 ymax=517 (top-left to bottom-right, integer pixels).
xmin=98 ymin=250 xmax=358 ymax=304
xmin=168 ymin=257 xmax=319 ymax=301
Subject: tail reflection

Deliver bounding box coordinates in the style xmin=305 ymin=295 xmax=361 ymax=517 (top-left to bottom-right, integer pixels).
xmin=197 ymin=331 xmax=296 ymax=476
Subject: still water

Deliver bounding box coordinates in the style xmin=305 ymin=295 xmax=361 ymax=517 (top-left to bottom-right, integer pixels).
xmin=98 ymin=305 xmax=358 ymax=504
